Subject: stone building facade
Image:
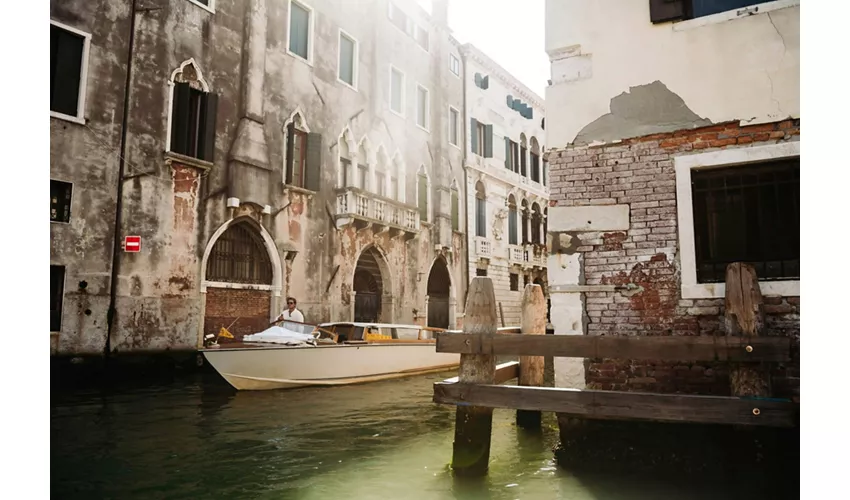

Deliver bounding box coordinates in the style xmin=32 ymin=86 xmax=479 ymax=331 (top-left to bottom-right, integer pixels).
xmin=50 ymin=0 xmax=469 ymax=357
xmin=460 ymin=44 xmax=549 ymax=327
xmin=544 ymin=0 xmax=800 ymax=396
xmin=50 ymin=0 xmax=546 ymax=358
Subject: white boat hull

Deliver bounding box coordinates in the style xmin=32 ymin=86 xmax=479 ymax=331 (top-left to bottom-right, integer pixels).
xmin=202 ymin=343 xmax=460 ymax=390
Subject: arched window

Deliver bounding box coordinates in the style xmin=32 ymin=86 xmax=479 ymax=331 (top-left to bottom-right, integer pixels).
xmin=508 ymin=194 xmax=518 ymax=245
xmin=530 ymin=137 xmax=541 ymax=183
xmin=418 ymin=170 xmax=429 ymax=222
xmin=391 ymin=154 xmax=402 ymax=201
xmin=375 ymin=147 xmax=388 ymax=197
xmin=357 ymin=142 xmax=369 ymax=190
xmin=284 ymin=110 xmax=321 ymax=191
xmin=339 ymin=129 xmax=352 ymax=188
xmin=475 ymin=181 xmax=486 ymax=238
xmin=531 ymin=202 xmax=542 ymax=244
xmin=521 ymin=199 xmax=529 ymax=244
xmin=451 ymin=180 xmax=460 ymax=231
xmin=206 ymin=223 xmax=272 ymax=285
xmin=168 ymin=60 xmax=217 ymax=162
xmin=519 ymin=134 xmax=528 ymax=177
xmin=543 ymin=206 xmax=548 ymax=244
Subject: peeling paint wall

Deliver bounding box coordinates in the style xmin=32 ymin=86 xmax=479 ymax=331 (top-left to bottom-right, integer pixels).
xmin=545 ymin=0 xmax=799 ymax=146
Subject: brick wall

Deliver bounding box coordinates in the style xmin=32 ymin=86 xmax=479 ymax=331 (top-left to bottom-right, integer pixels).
xmin=547 ymin=119 xmax=800 ymax=397
xmin=204 ymin=288 xmax=272 ymax=342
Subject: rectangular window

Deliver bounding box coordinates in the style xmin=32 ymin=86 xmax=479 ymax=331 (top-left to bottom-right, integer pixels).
xmin=523 ymin=275 xmax=530 ymax=288
xmin=358 ymin=164 xmax=368 ymax=190
xmin=449 ymin=54 xmax=460 ymax=77
xmin=691 ymin=158 xmax=800 ymax=283
xmin=531 ymin=153 xmax=541 ymax=182
xmin=288 ymin=1 xmax=312 ymax=61
xmin=376 ymin=172 xmax=386 ymax=197
xmin=449 ymin=107 xmax=459 ymax=146
xmin=415 ymin=25 xmax=429 ymax=51
xmin=506 ymin=140 xmax=519 ymax=171
xmin=338 ymin=31 xmax=357 ymax=88
xmin=390 ymin=67 xmax=404 ymax=115
xmin=542 ymin=159 xmax=548 ymax=187
xmin=289 ymin=128 xmax=308 ymax=187
xmin=50 ymin=21 xmax=89 ymax=121
xmin=50 ymin=265 xmax=66 ymax=332
xmin=170 ymin=83 xmax=218 ymax=162
xmin=475 ymin=122 xmax=486 ymax=156
xmin=416 ymin=85 xmax=429 ymax=130
xmin=510 ymin=273 xmax=519 ymax=291
xmin=649 ymin=0 xmax=764 ymax=23
xmin=451 ymin=189 xmax=459 ymax=231
xmin=520 ymin=146 xmax=527 ymax=177
xmin=476 ymin=197 xmax=486 ymax=238
xmin=50 ymin=180 xmax=72 ymax=223
xmin=390 ymin=177 xmax=399 ymax=200
xmin=476 ymin=268 xmax=488 ymax=277
xmin=340 ymin=157 xmax=352 ymax=187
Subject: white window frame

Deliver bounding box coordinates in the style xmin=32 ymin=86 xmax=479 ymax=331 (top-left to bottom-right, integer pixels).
xmin=389 ymin=65 xmax=405 ymax=117
xmin=674 ymin=141 xmax=801 ymax=299
xmin=187 ymin=0 xmax=215 ymax=14
xmin=286 ymin=0 xmax=315 ymax=65
xmin=337 ymin=29 xmax=359 ymax=91
xmin=415 ymin=24 xmax=430 ymax=52
xmin=449 ymin=53 xmax=460 ymax=77
xmin=415 ymin=84 xmax=430 ymax=132
xmin=448 ymin=105 xmax=460 ymax=148
xmin=49 ymin=20 xmax=91 ymax=125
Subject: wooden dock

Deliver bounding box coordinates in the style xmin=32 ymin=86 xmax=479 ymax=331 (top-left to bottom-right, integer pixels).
xmin=433 ymin=265 xmax=799 ymax=476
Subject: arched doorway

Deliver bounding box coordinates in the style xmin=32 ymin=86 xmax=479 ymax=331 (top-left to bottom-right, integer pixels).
xmin=427 ymin=257 xmax=451 ymax=329
xmin=353 ymin=247 xmax=385 ymax=322
xmin=202 ymin=220 xmax=275 ymax=342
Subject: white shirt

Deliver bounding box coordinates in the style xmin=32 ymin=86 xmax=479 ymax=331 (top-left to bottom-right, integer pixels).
xmin=281 ymin=308 xmax=304 ymax=323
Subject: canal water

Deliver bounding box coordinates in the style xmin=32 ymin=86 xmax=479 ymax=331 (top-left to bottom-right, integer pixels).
xmin=52 ymin=369 xmax=798 ymax=499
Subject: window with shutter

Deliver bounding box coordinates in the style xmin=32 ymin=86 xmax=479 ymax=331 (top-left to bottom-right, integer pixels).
xmin=304 ymin=132 xmax=322 ymax=191
xmin=483 ymin=124 xmax=493 ymax=158
xmin=504 ymin=137 xmax=512 ymax=170
xmin=451 ymin=188 xmax=459 ymax=231
xmin=449 ymin=107 xmax=460 ymax=146
xmin=508 ymin=196 xmax=518 ymax=245
xmin=170 ymin=82 xmax=218 ymax=162
xmin=520 ymin=146 xmax=527 ymax=177
xmin=289 ymin=1 xmax=312 ymax=61
xmin=50 ymin=22 xmax=89 ymax=120
xmin=475 ymin=182 xmax=486 ymax=238
xmin=418 ymin=175 xmax=429 ymax=222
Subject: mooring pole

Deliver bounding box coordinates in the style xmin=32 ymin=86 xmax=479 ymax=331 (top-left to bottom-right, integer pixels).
xmin=451 ymin=277 xmax=497 ymax=477
xmin=517 ymin=284 xmax=546 ymax=429
xmin=725 ymin=262 xmax=771 ymax=397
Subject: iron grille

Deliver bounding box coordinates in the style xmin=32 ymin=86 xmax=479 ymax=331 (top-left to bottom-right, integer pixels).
xmin=691 ymin=158 xmax=800 ymax=283
xmin=206 ymin=224 xmax=272 ymax=284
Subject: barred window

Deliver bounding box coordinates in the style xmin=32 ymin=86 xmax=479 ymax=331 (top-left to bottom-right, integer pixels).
xmin=206 ymin=223 xmax=272 ymax=284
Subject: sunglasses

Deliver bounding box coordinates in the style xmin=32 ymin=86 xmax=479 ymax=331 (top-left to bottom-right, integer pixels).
xmin=287 ymin=302 xmax=295 ymax=305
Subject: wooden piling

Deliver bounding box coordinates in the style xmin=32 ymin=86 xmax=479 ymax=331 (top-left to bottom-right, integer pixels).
xmin=724 ymin=262 xmax=772 ymax=397
xmin=517 ymin=284 xmax=546 ymax=429
xmin=450 ymin=277 xmax=498 ymax=477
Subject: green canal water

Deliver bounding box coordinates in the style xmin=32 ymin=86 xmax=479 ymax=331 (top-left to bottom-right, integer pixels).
xmin=51 ymin=369 xmax=797 ymax=499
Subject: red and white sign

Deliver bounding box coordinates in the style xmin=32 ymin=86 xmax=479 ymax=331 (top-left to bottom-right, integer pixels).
xmin=124 ymin=236 xmax=142 ymax=253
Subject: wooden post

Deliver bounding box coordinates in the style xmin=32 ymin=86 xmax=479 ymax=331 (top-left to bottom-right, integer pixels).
xmin=498 ymin=302 xmax=506 ymax=328
xmin=725 ymin=262 xmax=771 ymax=397
xmin=451 ymin=277 xmax=498 ymax=476
xmin=517 ymin=284 xmax=546 ymax=429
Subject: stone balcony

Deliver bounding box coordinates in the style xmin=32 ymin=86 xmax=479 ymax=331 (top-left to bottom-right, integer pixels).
xmin=508 ymin=243 xmax=547 ymax=269
xmin=475 ymin=237 xmax=492 ymax=259
xmin=334 ymin=187 xmax=420 ymax=239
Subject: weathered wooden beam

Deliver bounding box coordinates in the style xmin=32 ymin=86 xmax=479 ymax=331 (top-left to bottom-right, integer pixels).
xmin=725 ymin=262 xmax=772 ymax=397
xmin=434 ymin=383 xmax=798 ymax=428
xmin=437 ymin=333 xmax=792 ymax=362
xmin=440 ymin=361 xmax=519 ymax=385
xmin=448 ymin=277 xmax=498 ymax=477
xmin=517 ymin=284 xmax=546 ymax=429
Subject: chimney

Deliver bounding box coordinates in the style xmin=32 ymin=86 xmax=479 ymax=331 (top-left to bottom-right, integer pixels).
xmin=432 ymin=0 xmax=448 ymax=27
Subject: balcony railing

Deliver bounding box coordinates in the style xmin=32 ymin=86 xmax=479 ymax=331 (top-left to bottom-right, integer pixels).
xmin=335 ymin=187 xmax=420 ymax=237
xmin=475 ymin=237 xmax=492 ymax=259
xmin=508 ymin=244 xmax=525 ymax=265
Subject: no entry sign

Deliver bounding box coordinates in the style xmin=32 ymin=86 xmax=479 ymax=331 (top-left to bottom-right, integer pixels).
xmin=124 ymin=235 xmax=141 ymax=253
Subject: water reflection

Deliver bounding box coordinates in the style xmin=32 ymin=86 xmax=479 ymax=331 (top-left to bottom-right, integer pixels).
xmin=52 ymin=370 xmax=795 ymax=499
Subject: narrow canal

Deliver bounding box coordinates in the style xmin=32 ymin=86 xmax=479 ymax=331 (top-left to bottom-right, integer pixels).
xmin=52 ymin=369 xmax=797 ymax=499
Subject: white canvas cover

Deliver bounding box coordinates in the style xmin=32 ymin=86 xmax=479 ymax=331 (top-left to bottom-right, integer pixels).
xmin=243 ymin=325 xmax=316 ymax=346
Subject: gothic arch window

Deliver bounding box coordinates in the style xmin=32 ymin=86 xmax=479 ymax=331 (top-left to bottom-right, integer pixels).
xmin=451 ymin=179 xmax=460 ymax=232
xmin=531 ymin=202 xmax=542 ymax=245
xmin=168 ymin=59 xmax=218 ymax=162
xmin=521 ymin=199 xmax=529 ymax=244
xmin=375 ymin=147 xmax=389 ymax=197
xmin=206 ymin=222 xmax=272 ymax=285
xmin=530 ymin=137 xmax=541 ymax=183
xmin=508 ymin=194 xmax=518 ymax=245
xmin=519 ymin=133 xmax=528 ymax=177
xmin=417 ymin=165 xmax=430 ymax=222
xmin=284 ymin=110 xmax=322 ymax=191
xmin=339 ymin=128 xmax=353 ymax=188
xmin=391 ymin=154 xmax=402 ymax=201
xmin=357 ymin=141 xmax=369 ymax=190
xmin=475 ymin=181 xmax=486 ymax=238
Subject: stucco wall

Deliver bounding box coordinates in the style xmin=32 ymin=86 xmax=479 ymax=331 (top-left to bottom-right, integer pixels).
xmin=545 ymin=0 xmax=800 ymax=147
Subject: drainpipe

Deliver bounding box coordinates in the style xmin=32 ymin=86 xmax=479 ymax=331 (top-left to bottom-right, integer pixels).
xmin=104 ymin=0 xmax=139 ymax=360
xmin=460 ymin=47 xmax=470 ymax=304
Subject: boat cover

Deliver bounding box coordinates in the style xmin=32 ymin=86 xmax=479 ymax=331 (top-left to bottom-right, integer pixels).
xmin=243 ymin=325 xmax=317 ymax=346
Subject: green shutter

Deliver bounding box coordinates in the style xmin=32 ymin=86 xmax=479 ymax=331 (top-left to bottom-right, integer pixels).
xmin=285 ymin=124 xmax=295 ymax=184
xmin=451 ymin=189 xmax=459 ymax=231
xmin=504 ymin=137 xmax=511 ymax=169
xmin=305 ymin=132 xmax=323 ymax=191
xmin=508 ymin=208 xmax=517 ymax=245
xmin=483 ymin=124 xmax=493 ymax=158
xmin=470 ymin=118 xmax=478 ymax=154
xmin=199 ymin=92 xmax=218 ymax=162
xmin=418 ymin=176 xmax=428 ymax=221
xmin=170 ymin=82 xmax=191 ymax=155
